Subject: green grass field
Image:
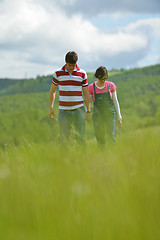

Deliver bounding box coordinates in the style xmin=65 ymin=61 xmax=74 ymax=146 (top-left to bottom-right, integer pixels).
xmin=0 ymin=127 xmax=159 ymax=240
xmin=0 ymin=65 xmax=160 ymax=239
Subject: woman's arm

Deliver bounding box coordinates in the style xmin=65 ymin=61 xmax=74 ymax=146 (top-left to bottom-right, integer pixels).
xmin=112 ymin=91 xmax=122 ymax=121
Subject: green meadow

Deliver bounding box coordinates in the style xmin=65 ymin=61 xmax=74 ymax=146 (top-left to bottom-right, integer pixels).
xmin=0 ymin=64 xmax=160 ymax=240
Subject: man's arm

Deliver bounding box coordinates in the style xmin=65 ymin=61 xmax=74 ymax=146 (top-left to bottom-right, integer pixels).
xmin=49 ymin=84 xmax=58 ymax=119
xmin=82 ymin=86 xmax=91 ymax=122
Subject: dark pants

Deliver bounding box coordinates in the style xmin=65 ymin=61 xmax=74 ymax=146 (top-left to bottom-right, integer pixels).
xmin=93 ymin=110 xmax=116 ymax=145
xmin=58 ymin=107 xmax=85 ymax=146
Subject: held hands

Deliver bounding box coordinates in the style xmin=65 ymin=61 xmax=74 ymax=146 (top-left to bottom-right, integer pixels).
xmin=49 ymin=108 xmax=54 ymax=119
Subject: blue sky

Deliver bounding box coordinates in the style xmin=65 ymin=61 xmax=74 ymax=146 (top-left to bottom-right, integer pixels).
xmin=0 ymin=0 xmax=160 ymax=78
xmin=91 ymin=13 xmax=160 ymax=30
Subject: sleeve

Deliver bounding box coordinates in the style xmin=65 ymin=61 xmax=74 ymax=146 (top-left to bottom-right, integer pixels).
xmin=52 ymin=72 xmax=59 ymax=85
xmin=88 ymin=83 xmax=93 ymax=96
xmin=82 ymin=71 xmax=88 ymax=87
xmin=110 ymin=82 xmax=117 ymax=93
xmin=112 ymin=91 xmax=122 ymax=120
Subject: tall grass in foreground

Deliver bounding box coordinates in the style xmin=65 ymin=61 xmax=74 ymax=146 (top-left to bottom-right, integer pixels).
xmin=0 ymin=128 xmax=160 ymax=240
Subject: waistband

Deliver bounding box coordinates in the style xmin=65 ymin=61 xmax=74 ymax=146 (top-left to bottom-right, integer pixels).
xmin=59 ymin=106 xmax=84 ymax=112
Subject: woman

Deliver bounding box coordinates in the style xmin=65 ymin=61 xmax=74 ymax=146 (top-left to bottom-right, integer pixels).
xmin=88 ymin=66 xmax=122 ymax=145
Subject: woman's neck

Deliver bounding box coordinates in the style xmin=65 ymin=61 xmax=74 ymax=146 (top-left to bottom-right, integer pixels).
xmin=96 ymin=80 xmax=106 ymax=88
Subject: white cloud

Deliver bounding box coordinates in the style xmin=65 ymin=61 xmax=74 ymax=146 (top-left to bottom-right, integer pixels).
xmin=0 ymin=0 xmax=49 ymax=42
xmin=124 ymin=18 xmax=160 ymax=35
xmin=0 ymin=0 xmax=160 ymax=78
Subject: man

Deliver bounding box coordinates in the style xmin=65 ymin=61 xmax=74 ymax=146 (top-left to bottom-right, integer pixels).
xmin=49 ymin=51 xmax=91 ymax=145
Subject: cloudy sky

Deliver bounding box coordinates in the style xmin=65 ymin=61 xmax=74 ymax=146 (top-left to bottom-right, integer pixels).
xmin=0 ymin=0 xmax=160 ymax=78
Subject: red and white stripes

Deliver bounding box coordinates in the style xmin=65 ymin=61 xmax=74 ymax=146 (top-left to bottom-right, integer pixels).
xmin=52 ymin=64 xmax=88 ymax=110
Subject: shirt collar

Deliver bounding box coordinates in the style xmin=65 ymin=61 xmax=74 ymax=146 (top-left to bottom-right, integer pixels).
xmin=62 ymin=64 xmax=80 ymax=72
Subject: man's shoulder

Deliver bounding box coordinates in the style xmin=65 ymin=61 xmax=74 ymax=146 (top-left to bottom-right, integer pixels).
xmin=76 ymin=67 xmax=87 ymax=80
xmin=53 ymin=66 xmax=67 ymax=78
xmin=78 ymin=67 xmax=87 ymax=74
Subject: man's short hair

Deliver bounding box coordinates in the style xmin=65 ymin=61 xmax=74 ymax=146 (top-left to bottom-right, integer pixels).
xmin=65 ymin=51 xmax=78 ymax=64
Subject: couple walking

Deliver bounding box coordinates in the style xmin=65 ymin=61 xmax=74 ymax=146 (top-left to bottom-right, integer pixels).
xmin=49 ymin=51 xmax=122 ymax=146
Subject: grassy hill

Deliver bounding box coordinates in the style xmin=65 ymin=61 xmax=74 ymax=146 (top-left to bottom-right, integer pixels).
xmin=0 ymin=76 xmax=51 ymax=96
xmin=0 ymin=64 xmax=160 ymax=144
xmin=0 ymin=64 xmax=160 ymax=96
xmin=0 ymin=65 xmax=160 ymax=240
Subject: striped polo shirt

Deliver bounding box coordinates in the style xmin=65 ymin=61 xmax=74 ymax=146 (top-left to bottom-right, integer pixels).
xmin=52 ymin=64 xmax=88 ymax=110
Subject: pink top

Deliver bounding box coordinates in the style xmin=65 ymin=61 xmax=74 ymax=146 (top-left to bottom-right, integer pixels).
xmin=88 ymin=81 xmax=117 ymax=102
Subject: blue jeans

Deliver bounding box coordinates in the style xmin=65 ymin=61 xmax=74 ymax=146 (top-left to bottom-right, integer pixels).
xmin=58 ymin=107 xmax=85 ymax=145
